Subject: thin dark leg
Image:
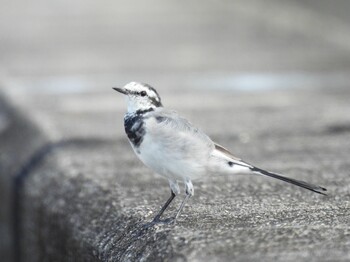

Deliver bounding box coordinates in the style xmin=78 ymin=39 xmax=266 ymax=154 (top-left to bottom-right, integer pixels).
xmin=152 ymin=191 xmax=176 ymax=222
xmin=174 ymin=194 xmax=190 ymax=221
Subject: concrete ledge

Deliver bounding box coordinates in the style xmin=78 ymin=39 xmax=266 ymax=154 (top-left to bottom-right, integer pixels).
xmin=1 ymin=88 xmax=350 ymax=262
xmin=0 ymin=92 xmax=50 ymax=262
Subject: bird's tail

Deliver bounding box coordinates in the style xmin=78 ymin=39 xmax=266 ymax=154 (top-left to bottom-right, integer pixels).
xmin=250 ymin=166 xmax=327 ymax=195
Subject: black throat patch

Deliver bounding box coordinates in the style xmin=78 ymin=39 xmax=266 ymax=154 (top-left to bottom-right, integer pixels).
xmin=124 ymin=108 xmax=153 ymax=149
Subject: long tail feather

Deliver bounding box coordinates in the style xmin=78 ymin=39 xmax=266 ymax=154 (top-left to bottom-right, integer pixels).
xmin=250 ymin=166 xmax=327 ymax=195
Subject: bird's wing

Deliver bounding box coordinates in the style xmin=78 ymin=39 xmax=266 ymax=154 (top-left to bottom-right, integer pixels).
xmin=214 ymin=143 xmax=243 ymax=162
xmin=145 ymin=108 xmax=214 ymax=153
xmin=149 ymin=108 xmax=212 ymax=139
xmin=212 ymin=143 xmax=252 ymax=168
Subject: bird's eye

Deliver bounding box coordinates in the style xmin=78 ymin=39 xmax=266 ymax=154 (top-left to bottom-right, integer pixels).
xmin=140 ymin=91 xmax=147 ymax=97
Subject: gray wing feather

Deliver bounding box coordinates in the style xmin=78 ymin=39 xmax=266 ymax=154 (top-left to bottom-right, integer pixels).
xmin=146 ymin=108 xmax=214 ymax=152
xmin=214 ymin=143 xmax=242 ymax=161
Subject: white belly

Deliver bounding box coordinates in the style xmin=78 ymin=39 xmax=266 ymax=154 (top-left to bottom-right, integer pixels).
xmin=132 ymin=134 xmax=207 ymax=181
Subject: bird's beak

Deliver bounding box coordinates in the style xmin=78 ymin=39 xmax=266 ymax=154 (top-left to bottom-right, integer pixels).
xmin=112 ymin=87 xmax=128 ymax=95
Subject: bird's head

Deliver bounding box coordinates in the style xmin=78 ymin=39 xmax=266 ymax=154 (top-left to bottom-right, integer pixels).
xmin=113 ymin=82 xmax=163 ymax=113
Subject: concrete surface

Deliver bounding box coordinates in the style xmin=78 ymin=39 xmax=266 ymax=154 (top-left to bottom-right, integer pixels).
xmin=2 ymin=87 xmax=350 ymax=261
xmin=1 ymin=0 xmax=350 ymax=261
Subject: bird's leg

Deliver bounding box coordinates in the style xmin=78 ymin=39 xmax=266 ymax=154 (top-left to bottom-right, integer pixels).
xmin=174 ymin=195 xmax=190 ymax=221
xmin=174 ymin=178 xmax=193 ymax=221
xmin=152 ymin=191 xmax=176 ymax=222
xmin=143 ymin=192 xmax=176 ymax=228
xmin=151 ymin=179 xmax=179 ymax=223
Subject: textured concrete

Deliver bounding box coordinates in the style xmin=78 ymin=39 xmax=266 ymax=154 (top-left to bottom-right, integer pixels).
xmin=1 ymin=0 xmax=350 ymax=261
xmin=0 ymin=93 xmax=50 ymax=262
xmin=2 ymin=87 xmax=350 ymax=261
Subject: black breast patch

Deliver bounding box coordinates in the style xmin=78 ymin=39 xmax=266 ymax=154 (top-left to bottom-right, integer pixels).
xmin=124 ymin=112 xmax=147 ymax=148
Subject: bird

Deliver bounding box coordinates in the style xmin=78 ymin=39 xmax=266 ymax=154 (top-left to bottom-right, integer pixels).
xmin=113 ymin=82 xmax=327 ymax=224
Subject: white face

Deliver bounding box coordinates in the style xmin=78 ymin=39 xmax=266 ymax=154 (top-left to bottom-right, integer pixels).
xmin=113 ymin=82 xmax=162 ymax=113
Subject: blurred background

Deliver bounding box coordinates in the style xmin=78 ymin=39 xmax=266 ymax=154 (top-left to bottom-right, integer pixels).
xmin=1 ymin=0 xmax=350 ymax=261
xmin=1 ymin=0 xmax=350 ymax=93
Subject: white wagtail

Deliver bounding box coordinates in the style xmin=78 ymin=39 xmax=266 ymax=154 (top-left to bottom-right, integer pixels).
xmin=113 ymin=82 xmax=327 ymax=224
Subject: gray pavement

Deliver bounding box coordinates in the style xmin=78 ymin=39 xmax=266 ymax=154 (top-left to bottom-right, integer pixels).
xmin=1 ymin=1 xmax=350 ymax=261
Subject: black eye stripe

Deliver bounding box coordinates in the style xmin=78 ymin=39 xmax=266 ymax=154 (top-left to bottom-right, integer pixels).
xmin=129 ymin=90 xmax=146 ymax=96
